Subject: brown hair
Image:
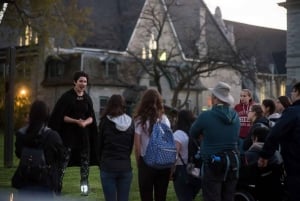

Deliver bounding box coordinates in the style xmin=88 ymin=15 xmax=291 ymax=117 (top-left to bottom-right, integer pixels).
xmin=133 ymin=89 xmax=164 ymax=133
xmin=250 ymin=104 xmax=264 ymax=119
xmin=100 ymin=94 xmax=126 ymax=118
xmin=277 ymin=96 xmax=291 ymax=109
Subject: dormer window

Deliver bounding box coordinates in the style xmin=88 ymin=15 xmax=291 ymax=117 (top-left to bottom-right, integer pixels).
xmin=45 ymin=55 xmax=65 ymax=79
xmin=103 ymin=57 xmax=119 ymax=78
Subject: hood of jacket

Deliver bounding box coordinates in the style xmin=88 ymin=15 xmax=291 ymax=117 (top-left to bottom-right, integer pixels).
xmin=211 ymin=104 xmax=239 ymax=125
xmin=107 ymin=114 xmax=132 ymax=131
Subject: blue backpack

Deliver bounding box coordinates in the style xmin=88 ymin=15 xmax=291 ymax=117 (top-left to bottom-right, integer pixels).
xmin=144 ymin=121 xmax=177 ymax=169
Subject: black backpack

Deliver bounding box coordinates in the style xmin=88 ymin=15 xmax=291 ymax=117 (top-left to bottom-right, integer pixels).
xmin=19 ymin=129 xmax=50 ymax=183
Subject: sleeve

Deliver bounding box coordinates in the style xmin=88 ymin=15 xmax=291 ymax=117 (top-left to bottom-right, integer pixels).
xmin=189 ymin=113 xmax=204 ymax=138
xmin=96 ymin=118 xmax=105 ymax=163
xmin=162 ymin=114 xmax=171 ymax=127
xmin=260 ymin=109 xmax=296 ymax=159
xmin=173 ymin=130 xmax=184 ymax=144
xmin=48 ymin=92 xmax=70 ymax=133
xmin=242 ymin=125 xmax=257 ymax=151
xmin=134 ymin=120 xmax=143 ymax=136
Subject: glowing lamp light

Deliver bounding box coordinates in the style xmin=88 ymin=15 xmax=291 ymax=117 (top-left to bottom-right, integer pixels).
xmin=19 ymin=88 xmax=27 ymax=96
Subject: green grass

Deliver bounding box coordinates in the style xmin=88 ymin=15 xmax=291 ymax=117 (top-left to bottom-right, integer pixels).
xmin=0 ymin=132 xmax=202 ymax=200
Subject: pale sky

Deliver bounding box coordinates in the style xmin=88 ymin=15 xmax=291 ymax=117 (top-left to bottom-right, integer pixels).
xmin=205 ymin=0 xmax=287 ymax=30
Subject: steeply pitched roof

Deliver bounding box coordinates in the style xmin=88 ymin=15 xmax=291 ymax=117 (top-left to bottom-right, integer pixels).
xmin=225 ymin=20 xmax=286 ymax=74
xmin=168 ymin=0 xmax=237 ymax=60
xmin=76 ymin=0 xmax=145 ymax=50
xmin=75 ymin=0 xmax=236 ymax=62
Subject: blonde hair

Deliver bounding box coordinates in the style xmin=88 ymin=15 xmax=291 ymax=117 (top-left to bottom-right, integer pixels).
xmin=241 ymin=89 xmax=252 ymax=98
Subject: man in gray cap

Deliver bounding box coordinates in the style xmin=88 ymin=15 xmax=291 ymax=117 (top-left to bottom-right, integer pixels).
xmin=190 ymin=81 xmax=240 ymax=201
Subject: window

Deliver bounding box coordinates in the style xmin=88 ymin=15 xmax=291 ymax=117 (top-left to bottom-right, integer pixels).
xmin=46 ymin=60 xmax=64 ymax=78
xmin=107 ymin=62 xmax=118 ymax=78
xmin=99 ymin=96 xmax=109 ymax=116
xmin=19 ymin=25 xmax=38 ymax=46
xmin=103 ymin=59 xmax=119 ymax=78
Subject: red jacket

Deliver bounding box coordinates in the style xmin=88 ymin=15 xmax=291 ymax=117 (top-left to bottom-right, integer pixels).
xmin=234 ymin=101 xmax=254 ymax=138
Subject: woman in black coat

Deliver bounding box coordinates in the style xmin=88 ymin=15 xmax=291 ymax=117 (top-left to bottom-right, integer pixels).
xmin=12 ymin=100 xmax=65 ymax=200
xmin=48 ymin=71 xmax=98 ymax=196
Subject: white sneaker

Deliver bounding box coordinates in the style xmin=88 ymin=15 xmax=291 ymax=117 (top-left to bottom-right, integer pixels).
xmin=80 ymin=184 xmax=89 ymax=196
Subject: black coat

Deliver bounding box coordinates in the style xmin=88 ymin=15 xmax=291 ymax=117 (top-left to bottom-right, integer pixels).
xmin=48 ymin=89 xmax=98 ymax=166
xmin=97 ymin=115 xmax=134 ymax=172
xmin=12 ymin=126 xmax=65 ymax=190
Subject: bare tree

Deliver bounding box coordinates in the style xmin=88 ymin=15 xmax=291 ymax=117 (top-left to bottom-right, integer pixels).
xmin=127 ymin=0 xmax=246 ymax=109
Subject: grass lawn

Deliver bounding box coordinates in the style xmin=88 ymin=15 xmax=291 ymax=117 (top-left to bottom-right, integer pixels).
xmin=0 ymin=132 xmax=202 ymax=201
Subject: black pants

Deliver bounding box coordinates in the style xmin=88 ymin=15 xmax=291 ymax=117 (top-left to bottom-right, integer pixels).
xmin=57 ymin=146 xmax=90 ymax=193
xmin=138 ymin=157 xmax=170 ymax=201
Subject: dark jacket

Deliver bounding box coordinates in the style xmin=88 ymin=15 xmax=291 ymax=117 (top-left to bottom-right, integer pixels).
xmin=190 ymin=104 xmax=240 ymax=161
xmin=48 ymin=89 xmax=98 ymax=166
xmin=97 ymin=114 xmax=134 ymax=172
xmin=242 ymin=142 xmax=284 ymax=201
xmin=12 ymin=126 xmax=65 ymax=190
xmin=242 ymin=117 xmax=270 ymax=151
xmin=260 ymin=99 xmax=300 ymax=177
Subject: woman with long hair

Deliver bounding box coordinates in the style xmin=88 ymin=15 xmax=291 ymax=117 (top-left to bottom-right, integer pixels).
xmin=12 ymin=100 xmax=65 ymax=200
xmin=133 ymin=89 xmax=171 ymax=201
xmin=97 ymin=94 xmax=134 ymax=201
xmin=234 ymin=89 xmax=255 ymax=139
xmin=172 ymin=110 xmax=201 ymax=201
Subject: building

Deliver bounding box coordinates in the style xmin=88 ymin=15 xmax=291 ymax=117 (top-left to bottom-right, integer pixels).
xmin=0 ymin=0 xmax=287 ymax=121
xmin=279 ymin=0 xmax=300 ymax=93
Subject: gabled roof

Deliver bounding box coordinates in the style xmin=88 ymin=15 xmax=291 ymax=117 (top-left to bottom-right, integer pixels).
xmin=76 ymin=0 xmax=145 ymax=50
xmin=225 ymin=20 xmax=286 ymax=74
xmin=168 ymin=0 xmax=237 ymax=60
xmin=75 ymin=0 xmax=236 ymax=61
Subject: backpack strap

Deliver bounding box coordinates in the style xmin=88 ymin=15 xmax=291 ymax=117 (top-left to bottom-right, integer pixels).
xmin=38 ymin=127 xmax=51 ymax=150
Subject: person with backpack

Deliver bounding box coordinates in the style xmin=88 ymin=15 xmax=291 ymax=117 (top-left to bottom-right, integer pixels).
xmin=12 ymin=100 xmax=65 ymax=200
xmin=97 ymin=94 xmax=135 ymax=201
xmin=190 ymin=81 xmax=240 ymax=201
xmin=172 ymin=110 xmax=201 ymax=201
xmin=133 ymin=89 xmax=172 ymax=201
xmin=48 ymin=71 xmax=98 ymax=196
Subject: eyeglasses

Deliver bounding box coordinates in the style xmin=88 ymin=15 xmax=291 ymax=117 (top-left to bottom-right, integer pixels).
xmin=248 ymin=110 xmax=255 ymax=113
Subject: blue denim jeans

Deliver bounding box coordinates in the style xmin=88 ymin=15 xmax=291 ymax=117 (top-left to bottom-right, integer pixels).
xmin=100 ymin=170 xmax=133 ymax=201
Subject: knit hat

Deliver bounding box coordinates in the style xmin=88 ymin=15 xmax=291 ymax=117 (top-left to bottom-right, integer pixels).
xmin=277 ymin=96 xmax=291 ymax=109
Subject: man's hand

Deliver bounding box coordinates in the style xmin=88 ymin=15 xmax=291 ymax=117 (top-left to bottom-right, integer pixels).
xmin=258 ymin=157 xmax=268 ymax=168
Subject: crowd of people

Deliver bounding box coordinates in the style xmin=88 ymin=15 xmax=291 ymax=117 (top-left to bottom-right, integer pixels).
xmin=11 ymin=70 xmax=300 ymax=201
